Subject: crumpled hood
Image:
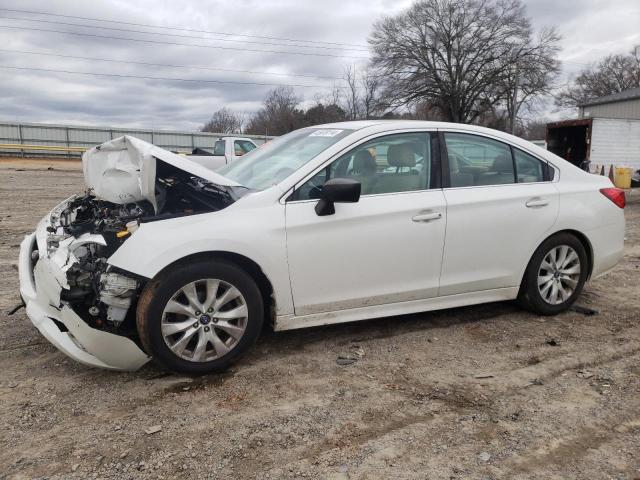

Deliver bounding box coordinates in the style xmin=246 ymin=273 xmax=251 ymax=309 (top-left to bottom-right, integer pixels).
xmin=82 ymin=135 xmax=241 ymax=213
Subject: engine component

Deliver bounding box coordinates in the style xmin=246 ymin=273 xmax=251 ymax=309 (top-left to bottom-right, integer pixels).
xmin=46 ymin=166 xmax=244 ymax=333
xmin=98 ymin=272 xmax=138 ymax=324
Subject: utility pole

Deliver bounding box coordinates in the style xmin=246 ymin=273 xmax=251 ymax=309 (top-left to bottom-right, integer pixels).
xmin=510 ymin=65 xmax=519 ymax=135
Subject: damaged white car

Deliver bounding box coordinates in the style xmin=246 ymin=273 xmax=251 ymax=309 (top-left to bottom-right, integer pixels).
xmin=18 ymin=122 xmax=625 ymax=374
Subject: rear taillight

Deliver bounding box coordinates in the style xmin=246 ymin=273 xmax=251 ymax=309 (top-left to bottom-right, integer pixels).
xmin=600 ymin=188 xmax=626 ymax=209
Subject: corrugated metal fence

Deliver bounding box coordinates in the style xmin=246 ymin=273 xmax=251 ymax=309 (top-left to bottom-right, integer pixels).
xmin=0 ymin=121 xmax=272 ymax=158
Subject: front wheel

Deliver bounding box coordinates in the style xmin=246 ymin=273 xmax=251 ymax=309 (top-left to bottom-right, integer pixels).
xmin=137 ymin=259 xmax=264 ymax=374
xmin=519 ymin=233 xmax=588 ymax=315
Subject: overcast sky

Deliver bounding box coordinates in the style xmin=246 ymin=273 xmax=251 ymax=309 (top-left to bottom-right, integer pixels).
xmin=0 ymin=0 xmax=638 ymax=130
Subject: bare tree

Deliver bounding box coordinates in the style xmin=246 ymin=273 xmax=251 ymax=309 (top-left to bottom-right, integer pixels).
xmin=360 ymin=68 xmax=383 ymax=119
xmin=201 ymin=107 xmax=243 ymax=134
xmin=556 ymin=45 xmax=640 ymax=107
xmin=412 ymin=99 xmax=446 ymax=120
xmin=245 ymin=86 xmax=304 ymax=136
xmin=369 ymin=0 xmax=560 ymax=124
xmin=339 ymin=65 xmax=383 ymax=120
xmin=303 ymin=102 xmax=346 ymax=126
xmin=342 ymin=65 xmax=360 ymax=120
xmin=503 ymin=27 xmax=561 ymax=133
xmin=520 ymin=119 xmax=548 ymax=140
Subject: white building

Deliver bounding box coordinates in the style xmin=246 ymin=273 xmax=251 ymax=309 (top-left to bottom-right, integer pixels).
xmin=547 ymin=87 xmax=640 ymax=171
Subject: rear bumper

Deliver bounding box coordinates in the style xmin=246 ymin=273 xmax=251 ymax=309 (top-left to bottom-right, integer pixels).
xmin=19 ymin=231 xmax=150 ymax=371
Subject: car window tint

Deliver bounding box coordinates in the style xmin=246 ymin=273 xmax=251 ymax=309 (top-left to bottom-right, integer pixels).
xmin=444 ymin=133 xmax=515 ymax=187
xmin=513 ymin=148 xmax=547 ymax=183
xmin=295 ymin=132 xmax=434 ymax=200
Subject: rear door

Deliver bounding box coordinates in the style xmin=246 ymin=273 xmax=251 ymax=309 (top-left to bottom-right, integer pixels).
xmin=285 ymin=131 xmax=447 ymax=316
xmin=438 ymin=131 xmax=559 ymax=296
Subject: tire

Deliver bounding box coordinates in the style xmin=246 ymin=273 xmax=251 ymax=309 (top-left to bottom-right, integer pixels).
xmin=518 ymin=233 xmax=588 ymax=316
xmin=137 ymin=259 xmax=264 ymax=374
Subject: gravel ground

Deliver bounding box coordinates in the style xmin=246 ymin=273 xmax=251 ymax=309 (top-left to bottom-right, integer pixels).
xmin=1 ymin=165 xmax=639 ymax=480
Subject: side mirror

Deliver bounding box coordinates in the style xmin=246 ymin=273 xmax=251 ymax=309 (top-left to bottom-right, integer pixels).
xmin=315 ymin=178 xmax=361 ymax=216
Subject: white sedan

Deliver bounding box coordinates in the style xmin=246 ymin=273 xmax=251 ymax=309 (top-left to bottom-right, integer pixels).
xmin=18 ymin=121 xmax=626 ymax=374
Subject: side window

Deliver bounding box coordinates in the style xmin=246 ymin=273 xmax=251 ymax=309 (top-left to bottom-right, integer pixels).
xmin=293 ymin=133 xmax=435 ymax=200
xmin=234 ymin=140 xmax=256 ymax=156
xmin=513 ymin=148 xmax=549 ymax=183
xmin=444 ymin=133 xmax=515 ymax=187
xmin=213 ymin=140 xmax=225 ymax=156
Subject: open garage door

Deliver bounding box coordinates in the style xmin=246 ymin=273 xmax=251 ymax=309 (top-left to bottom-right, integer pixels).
xmin=546 ymin=119 xmax=592 ymax=168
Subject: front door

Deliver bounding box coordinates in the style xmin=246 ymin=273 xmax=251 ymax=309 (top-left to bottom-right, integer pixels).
xmin=285 ymin=131 xmax=447 ymax=316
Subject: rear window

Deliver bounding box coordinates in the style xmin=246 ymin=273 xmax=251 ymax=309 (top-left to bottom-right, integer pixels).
xmin=213 ymin=140 xmax=226 ymax=156
xmin=234 ymin=140 xmax=256 ymax=156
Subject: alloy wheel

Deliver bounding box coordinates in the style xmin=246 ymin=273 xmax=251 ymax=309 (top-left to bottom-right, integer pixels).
xmin=161 ymin=278 xmax=248 ymax=362
xmin=537 ymin=245 xmax=581 ymax=305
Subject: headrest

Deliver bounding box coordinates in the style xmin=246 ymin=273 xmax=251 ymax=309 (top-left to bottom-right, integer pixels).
xmin=492 ymin=153 xmax=513 ymax=173
xmin=353 ymin=150 xmax=376 ymax=174
xmin=387 ymin=144 xmax=416 ymax=168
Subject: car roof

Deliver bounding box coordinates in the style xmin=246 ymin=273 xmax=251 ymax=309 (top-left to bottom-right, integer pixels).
xmin=312 ymin=120 xmax=506 ymax=136
xmin=314 ymin=120 xmax=537 ymax=147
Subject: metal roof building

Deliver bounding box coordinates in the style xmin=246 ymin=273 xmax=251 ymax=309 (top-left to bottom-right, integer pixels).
xmin=547 ymin=87 xmax=640 ymax=170
xmin=578 ymin=86 xmax=640 ymax=121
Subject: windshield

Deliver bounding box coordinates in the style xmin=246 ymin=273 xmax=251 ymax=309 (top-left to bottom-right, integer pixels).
xmin=217 ymin=127 xmax=353 ymax=190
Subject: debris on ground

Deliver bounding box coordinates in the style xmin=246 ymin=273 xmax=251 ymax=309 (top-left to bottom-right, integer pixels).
xmin=473 ymin=373 xmax=495 ymax=379
xmin=145 ymin=425 xmax=162 ymax=435
xmin=570 ymin=305 xmax=599 ymax=316
xmin=336 ymin=356 xmax=358 ymax=366
xmin=545 ymin=338 xmax=559 ymax=347
xmin=336 ymin=343 xmax=365 ymax=366
xmin=478 ymin=452 xmax=491 ymax=462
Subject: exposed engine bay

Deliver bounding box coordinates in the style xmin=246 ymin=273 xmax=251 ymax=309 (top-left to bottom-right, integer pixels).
xmin=45 ymin=158 xmax=247 ymax=336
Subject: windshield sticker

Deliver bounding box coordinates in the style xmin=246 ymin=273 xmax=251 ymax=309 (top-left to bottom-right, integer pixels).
xmin=309 ymin=129 xmax=343 ymax=137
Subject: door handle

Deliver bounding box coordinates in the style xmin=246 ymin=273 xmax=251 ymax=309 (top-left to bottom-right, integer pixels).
xmin=412 ymin=212 xmax=442 ymax=222
xmin=525 ymin=198 xmax=549 ymax=208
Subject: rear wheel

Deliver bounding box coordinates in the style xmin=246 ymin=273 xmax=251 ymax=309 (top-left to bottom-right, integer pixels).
xmin=137 ymin=259 xmax=263 ymax=374
xmin=519 ymin=233 xmax=588 ymax=315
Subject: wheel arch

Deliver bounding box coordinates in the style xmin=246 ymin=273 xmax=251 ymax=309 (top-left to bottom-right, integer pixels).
xmin=153 ymin=251 xmax=276 ymax=326
xmin=560 ymin=229 xmax=594 ymax=280
xmin=520 ymin=228 xmax=594 ymax=293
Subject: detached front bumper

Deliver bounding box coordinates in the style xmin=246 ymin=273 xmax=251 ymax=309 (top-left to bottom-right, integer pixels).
xmin=19 ymin=231 xmax=150 ymax=371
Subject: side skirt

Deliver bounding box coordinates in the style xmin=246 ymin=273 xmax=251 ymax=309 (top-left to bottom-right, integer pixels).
xmin=273 ymin=287 xmax=519 ymax=331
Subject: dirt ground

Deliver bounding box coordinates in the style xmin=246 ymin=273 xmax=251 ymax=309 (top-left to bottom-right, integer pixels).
xmin=1 ymin=165 xmax=639 ymax=480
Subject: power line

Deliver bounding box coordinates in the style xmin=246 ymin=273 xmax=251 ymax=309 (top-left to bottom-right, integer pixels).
xmin=0 ymin=7 xmax=369 ymax=49
xmin=0 ymin=64 xmax=347 ymax=89
xmin=0 ymin=15 xmax=369 ymax=52
xmin=0 ymin=24 xmax=370 ymax=59
xmin=0 ymin=48 xmax=343 ymax=80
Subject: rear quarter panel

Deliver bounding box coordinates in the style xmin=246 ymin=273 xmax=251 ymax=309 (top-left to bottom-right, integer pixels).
xmin=553 ymin=173 xmax=625 ymax=278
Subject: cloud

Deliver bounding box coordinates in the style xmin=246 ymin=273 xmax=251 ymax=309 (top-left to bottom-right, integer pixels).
xmin=0 ymin=0 xmax=638 ymax=129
